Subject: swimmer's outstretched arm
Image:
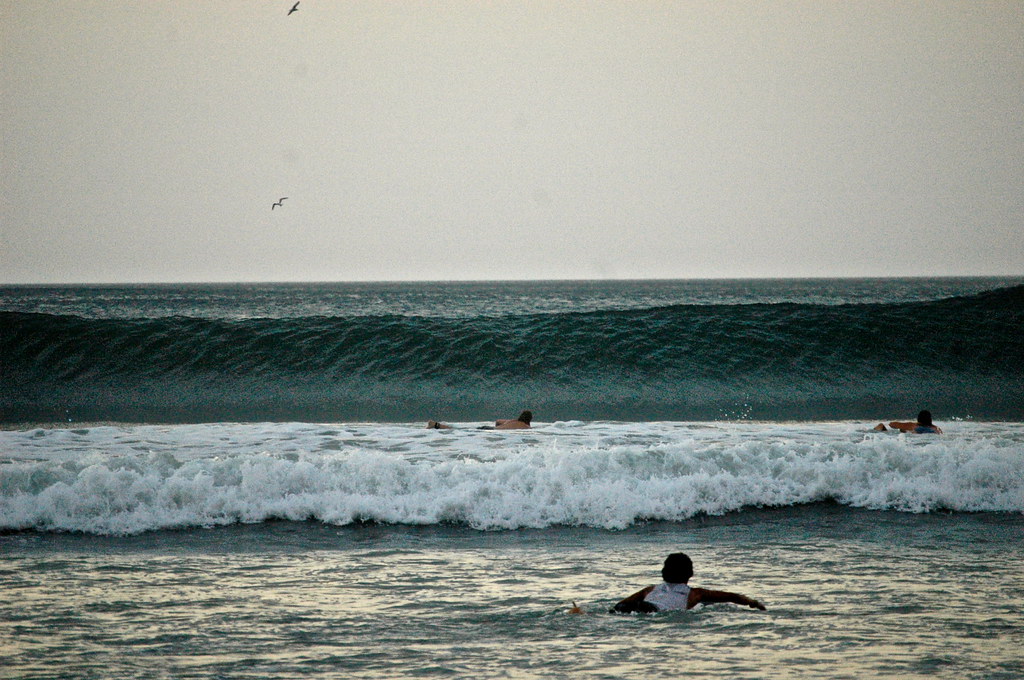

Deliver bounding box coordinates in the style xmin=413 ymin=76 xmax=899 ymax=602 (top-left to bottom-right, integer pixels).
xmin=610 ymin=586 xmax=657 ymax=613
xmin=690 ymin=587 xmax=766 ymax=610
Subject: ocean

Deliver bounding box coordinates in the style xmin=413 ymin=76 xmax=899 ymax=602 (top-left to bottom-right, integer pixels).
xmin=2 ymin=278 xmax=1023 ymax=679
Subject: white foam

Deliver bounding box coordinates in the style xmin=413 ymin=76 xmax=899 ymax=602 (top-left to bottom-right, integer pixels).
xmin=2 ymin=421 xmax=1022 ymax=534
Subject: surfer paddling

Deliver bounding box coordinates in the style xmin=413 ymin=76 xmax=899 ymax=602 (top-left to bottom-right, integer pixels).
xmin=427 ymin=410 xmax=533 ymax=430
xmin=601 ymin=552 xmax=765 ymax=614
xmin=486 ymin=410 xmax=532 ymax=430
xmin=874 ymin=410 xmax=943 ymax=434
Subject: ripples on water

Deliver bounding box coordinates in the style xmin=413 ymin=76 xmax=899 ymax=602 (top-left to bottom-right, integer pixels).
xmin=3 ymin=277 xmax=1019 ymax=319
xmin=2 ymin=510 xmax=1024 ymax=680
xmin=2 ymin=508 xmax=1022 ymax=679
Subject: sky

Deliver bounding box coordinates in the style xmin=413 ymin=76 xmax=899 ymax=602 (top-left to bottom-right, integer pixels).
xmin=2 ymin=1 xmax=1022 ymax=283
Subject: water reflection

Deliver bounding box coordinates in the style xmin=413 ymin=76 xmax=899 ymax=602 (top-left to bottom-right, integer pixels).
xmin=2 ymin=509 xmax=1022 ymax=679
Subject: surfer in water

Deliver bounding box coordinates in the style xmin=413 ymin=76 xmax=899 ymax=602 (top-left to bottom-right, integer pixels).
xmin=874 ymin=410 xmax=943 ymax=434
xmin=598 ymin=552 xmax=766 ymax=614
xmin=427 ymin=410 xmax=533 ymax=430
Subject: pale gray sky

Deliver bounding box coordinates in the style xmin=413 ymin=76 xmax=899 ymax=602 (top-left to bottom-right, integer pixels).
xmin=2 ymin=1 xmax=1022 ymax=283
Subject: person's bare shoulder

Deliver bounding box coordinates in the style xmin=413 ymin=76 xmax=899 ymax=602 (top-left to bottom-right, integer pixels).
xmin=494 ymin=420 xmax=529 ymax=429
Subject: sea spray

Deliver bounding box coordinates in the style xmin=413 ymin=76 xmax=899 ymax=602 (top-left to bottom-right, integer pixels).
xmin=3 ymin=421 xmax=1022 ymax=535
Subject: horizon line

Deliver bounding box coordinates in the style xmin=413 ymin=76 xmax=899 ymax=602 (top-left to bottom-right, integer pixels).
xmin=2 ymin=273 xmax=1022 ymax=287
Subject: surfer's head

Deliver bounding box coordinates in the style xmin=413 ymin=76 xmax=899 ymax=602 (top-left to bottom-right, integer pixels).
xmin=917 ymin=410 xmax=933 ymax=426
xmin=662 ymin=553 xmax=693 ymax=584
xmin=518 ymin=410 xmax=533 ymax=425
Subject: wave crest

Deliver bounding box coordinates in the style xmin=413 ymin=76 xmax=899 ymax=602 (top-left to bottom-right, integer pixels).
xmin=3 ymin=285 xmax=1022 ymax=423
xmin=3 ymin=423 xmax=1021 ymax=534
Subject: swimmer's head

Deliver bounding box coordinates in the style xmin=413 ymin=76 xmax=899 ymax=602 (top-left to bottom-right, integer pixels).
xmin=662 ymin=553 xmax=693 ymax=584
xmin=518 ymin=410 xmax=533 ymax=424
xmin=918 ymin=410 xmax=933 ymax=426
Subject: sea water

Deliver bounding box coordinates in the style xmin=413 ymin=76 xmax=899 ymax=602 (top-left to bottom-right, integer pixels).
xmin=3 ymin=277 xmax=1022 ymax=424
xmin=2 ymin=278 xmax=1023 ymax=679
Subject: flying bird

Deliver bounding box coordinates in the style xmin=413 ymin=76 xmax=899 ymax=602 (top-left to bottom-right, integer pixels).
xmin=272 ymin=197 xmax=288 ymax=210
xmin=288 ymin=2 xmax=299 ymax=15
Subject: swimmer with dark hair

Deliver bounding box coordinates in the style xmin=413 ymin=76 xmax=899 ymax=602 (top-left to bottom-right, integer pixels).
xmin=874 ymin=410 xmax=943 ymax=434
xmin=427 ymin=410 xmax=533 ymax=430
xmin=580 ymin=552 xmax=766 ymax=615
xmin=490 ymin=410 xmax=532 ymax=430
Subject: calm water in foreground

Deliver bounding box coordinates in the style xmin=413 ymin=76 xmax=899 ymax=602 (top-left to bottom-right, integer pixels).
xmin=3 ymin=505 xmax=1022 ymax=680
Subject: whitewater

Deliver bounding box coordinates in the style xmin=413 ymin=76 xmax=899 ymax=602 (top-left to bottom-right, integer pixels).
xmin=2 ymin=420 xmax=1022 ymax=536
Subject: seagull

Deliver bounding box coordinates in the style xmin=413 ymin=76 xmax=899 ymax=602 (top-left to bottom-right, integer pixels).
xmin=272 ymin=197 xmax=288 ymax=210
xmin=288 ymin=2 xmax=299 ymax=15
